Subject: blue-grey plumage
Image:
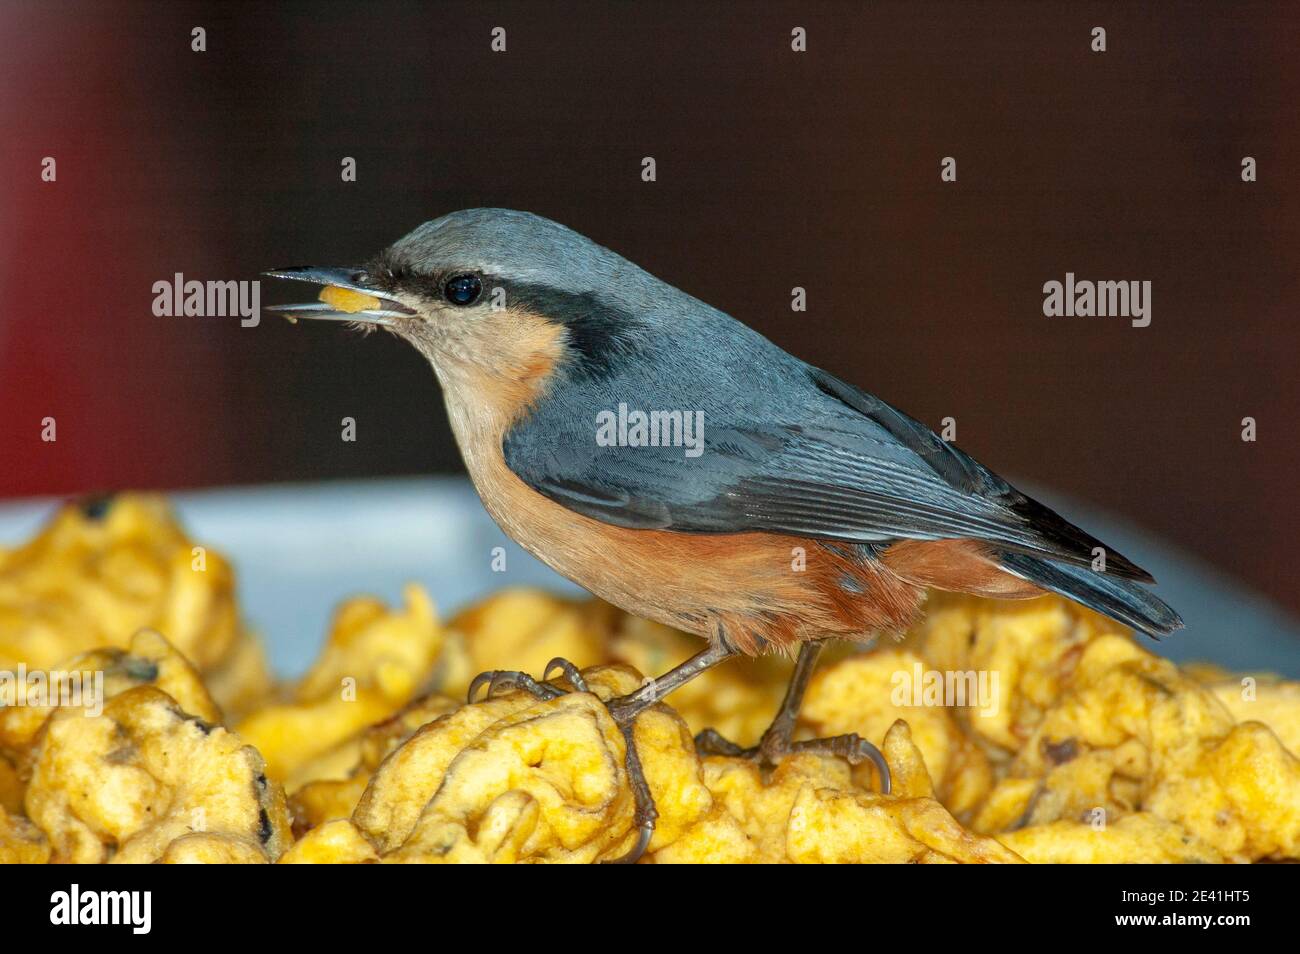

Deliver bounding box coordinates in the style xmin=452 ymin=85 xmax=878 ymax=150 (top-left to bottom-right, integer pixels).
xmin=266 ymin=208 xmax=1183 ymax=651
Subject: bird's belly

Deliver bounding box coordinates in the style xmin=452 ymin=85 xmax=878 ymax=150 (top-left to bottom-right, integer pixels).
xmin=461 ymin=442 xmax=922 ymax=653
xmin=472 ymin=465 xmax=733 ymax=635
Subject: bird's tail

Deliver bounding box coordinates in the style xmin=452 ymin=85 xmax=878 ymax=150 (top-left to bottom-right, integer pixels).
xmin=993 ymin=550 xmax=1183 ymax=639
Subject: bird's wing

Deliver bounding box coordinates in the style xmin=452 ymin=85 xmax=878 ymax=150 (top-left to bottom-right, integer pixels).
xmin=502 ymin=361 xmax=1153 ymax=582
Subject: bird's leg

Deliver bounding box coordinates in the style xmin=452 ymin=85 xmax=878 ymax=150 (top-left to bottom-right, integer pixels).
xmin=465 ymin=642 xmax=739 ymax=864
xmin=693 ymin=639 xmax=825 ymax=759
xmin=693 ymin=639 xmax=892 ymax=795
xmin=755 ymin=639 xmax=826 ymax=761
xmin=598 ymin=642 xmax=737 ymax=863
xmin=602 ymin=642 xmax=737 ymax=723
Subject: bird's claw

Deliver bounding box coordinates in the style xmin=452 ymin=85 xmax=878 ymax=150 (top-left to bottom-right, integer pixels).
xmin=693 ymin=727 xmax=891 ymax=795
xmin=788 ymin=733 xmax=892 ymax=794
xmin=465 ymin=669 xmax=564 ymax=704
xmin=465 ymin=657 xmax=593 ymax=705
xmin=602 ymin=820 xmax=654 ymax=865
xmin=542 ymin=656 xmax=590 ymax=693
xmin=693 ymin=727 xmax=751 ymax=758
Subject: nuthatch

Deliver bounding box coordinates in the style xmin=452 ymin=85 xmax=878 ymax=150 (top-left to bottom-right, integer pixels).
xmin=267 ymin=208 xmax=1181 ymax=862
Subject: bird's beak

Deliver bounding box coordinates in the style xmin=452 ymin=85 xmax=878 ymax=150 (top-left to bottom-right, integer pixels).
xmin=261 ymin=266 xmax=416 ymax=326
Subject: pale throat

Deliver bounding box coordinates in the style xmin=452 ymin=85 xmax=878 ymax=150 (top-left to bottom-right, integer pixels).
xmin=411 ymin=307 xmax=567 ymax=523
xmin=432 ymin=358 xmax=539 ymax=513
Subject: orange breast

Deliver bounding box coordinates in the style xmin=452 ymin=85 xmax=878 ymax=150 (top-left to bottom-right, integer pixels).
xmin=454 ymin=422 xmax=926 ymax=654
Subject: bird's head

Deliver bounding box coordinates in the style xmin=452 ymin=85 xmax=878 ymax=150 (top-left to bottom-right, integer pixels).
xmin=266 ymin=209 xmax=656 ymax=406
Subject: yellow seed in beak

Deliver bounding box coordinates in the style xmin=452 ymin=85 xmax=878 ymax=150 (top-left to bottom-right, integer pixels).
xmin=319 ymin=285 xmax=382 ymax=313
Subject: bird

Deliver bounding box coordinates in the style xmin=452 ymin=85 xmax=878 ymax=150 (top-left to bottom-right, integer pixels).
xmin=265 ymin=208 xmax=1182 ymax=862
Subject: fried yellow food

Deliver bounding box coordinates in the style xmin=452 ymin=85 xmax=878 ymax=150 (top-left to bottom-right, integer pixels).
xmin=0 ymin=805 xmax=49 ymax=864
xmin=799 ymin=646 xmax=995 ymax=819
xmin=660 ymin=720 xmax=1023 ymax=864
xmin=0 ymin=495 xmax=272 ymax=717
xmin=288 ymin=692 xmax=459 ymax=834
xmin=0 ymin=627 xmax=220 ymax=764
xmin=1207 ymin=677 xmax=1300 ymax=756
xmin=319 ymin=285 xmax=382 ymax=313
xmin=278 ymin=818 xmax=378 ymax=864
xmin=356 ymin=666 xmax=650 ymax=862
xmin=325 ymin=665 xmax=1022 ymax=864
xmin=995 ymin=813 xmax=1227 ymax=863
xmin=236 ymin=583 xmax=445 ymax=786
xmin=901 ymin=591 xmax=1121 ymax=753
xmin=24 ymin=690 xmax=288 ymax=864
xmin=19 ymin=656 xmax=292 ymax=862
xmin=439 ymin=589 xmax=609 ymax=698
xmin=0 ymin=757 xmax=21 ymax=814
xmin=962 ymin=631 xmax=1300 ymax=861
xmin=3 ymin=495 xmax=1299 ymax=864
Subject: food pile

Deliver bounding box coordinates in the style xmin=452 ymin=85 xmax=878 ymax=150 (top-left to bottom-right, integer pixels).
xmin=1 ymin=495 xmax=1297 ymax=863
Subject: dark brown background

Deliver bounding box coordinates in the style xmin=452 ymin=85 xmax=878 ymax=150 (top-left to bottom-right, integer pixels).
xmin=1 ymin=1 xmax=1296 ymax=611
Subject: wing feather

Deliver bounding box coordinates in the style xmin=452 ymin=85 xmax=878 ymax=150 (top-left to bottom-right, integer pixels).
xmin=502 ymin=356 xmax=1154 ymax=582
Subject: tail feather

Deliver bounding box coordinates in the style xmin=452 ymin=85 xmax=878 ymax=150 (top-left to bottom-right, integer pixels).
xmin=994 ymin=550 xmax=1183 ymax=640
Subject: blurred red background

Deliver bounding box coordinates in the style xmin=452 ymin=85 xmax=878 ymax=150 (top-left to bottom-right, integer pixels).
xmin=1 ymin=1 xmax=1297 ymax=612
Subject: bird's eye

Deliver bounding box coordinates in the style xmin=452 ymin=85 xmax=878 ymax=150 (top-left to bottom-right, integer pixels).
xmin=443 ymin=274 xmax=483 ymax=306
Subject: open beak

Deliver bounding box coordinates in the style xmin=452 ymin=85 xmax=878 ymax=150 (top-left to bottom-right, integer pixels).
xmin=261 ymin=266 xmax=416 ymax=326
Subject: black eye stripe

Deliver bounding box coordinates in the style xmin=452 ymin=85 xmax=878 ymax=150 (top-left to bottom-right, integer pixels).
xmin=443 ymin=274 xmax=483 ymax=306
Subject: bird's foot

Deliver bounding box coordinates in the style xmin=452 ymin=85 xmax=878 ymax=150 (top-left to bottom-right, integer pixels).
xmin=694 ymin=726 xmax=892 ymax=795
xmin=694 ymin=727 xmax=754 ymax=758
xmin=465 ymin=657 xmax=657 ymax=864
xmin=465 ymin=656 xmax=589 ymax=704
